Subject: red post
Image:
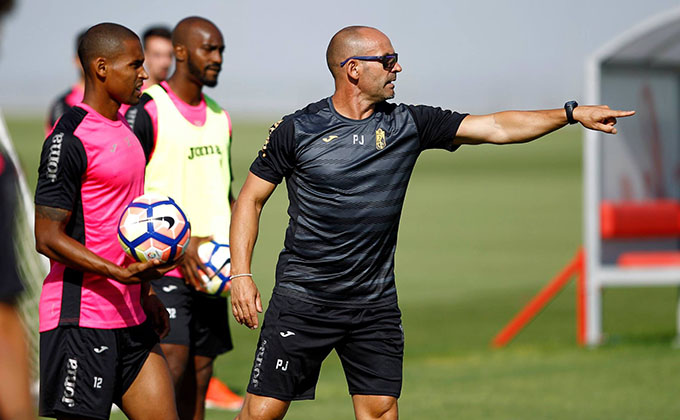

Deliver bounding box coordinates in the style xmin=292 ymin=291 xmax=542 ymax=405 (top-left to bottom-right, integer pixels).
xmin=576 ymin=248 xmax=587 ymax=345
xmin=492 ymin=248 xmax=584 ymax=348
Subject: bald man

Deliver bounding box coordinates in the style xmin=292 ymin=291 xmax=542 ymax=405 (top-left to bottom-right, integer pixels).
xmin=229 ymin=26 xmax=635 ymax=419
xmin=126 ymin=16 xmax=241 ymax=419
xmin=35 ymin=23 xmax=179 ymax=420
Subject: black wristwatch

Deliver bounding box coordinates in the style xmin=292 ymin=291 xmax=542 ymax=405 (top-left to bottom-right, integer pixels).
xmin=564 ymin=101 xmax=578 ymax=125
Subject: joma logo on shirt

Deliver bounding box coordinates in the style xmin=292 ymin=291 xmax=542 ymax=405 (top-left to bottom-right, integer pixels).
xmin=187 ymin=145 xmax=222 ymax=160
xmin=46 ymin=132 xmax=64 ymax=182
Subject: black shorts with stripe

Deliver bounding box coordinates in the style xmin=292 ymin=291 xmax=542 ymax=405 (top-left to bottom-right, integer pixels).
xmin=39 ymin=320 xmax=158 ymax=420
xmin=246 ymin=293 xmax=404 ymax=401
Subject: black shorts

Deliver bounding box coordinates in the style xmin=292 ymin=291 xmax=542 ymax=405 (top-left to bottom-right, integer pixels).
xmin=39 ymin=321 xmax=158 ymax=420
xmin=246 ymin=293 xmax=404 ymax=401
xmin=151 ymin=276 xmax=233 ymax=357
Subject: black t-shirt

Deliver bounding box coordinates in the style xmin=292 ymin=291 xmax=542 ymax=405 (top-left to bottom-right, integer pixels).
xmin=0 ymin=151 xmax=23 ymax=302
xmin=250 ymin=97 xmax=467 ymax=307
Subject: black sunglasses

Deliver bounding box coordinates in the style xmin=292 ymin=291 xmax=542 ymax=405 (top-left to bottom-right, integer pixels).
xmin=339 ymin=53 xmax=399 ymax=70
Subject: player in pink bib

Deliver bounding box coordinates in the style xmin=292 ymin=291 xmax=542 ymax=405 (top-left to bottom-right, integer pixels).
xmin=34 ymin=23 xmax=179 ymax=420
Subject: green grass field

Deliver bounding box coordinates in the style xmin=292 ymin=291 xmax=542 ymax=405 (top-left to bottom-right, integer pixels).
xmin=7 ymin=115 xmax=680 ymax=419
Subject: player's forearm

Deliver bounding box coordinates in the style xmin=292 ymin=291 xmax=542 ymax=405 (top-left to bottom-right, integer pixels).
xmin=229 ymin=197 xmax=264 ymax=276
xmin=36 ymin=229 xmax=125 ymax=281
xmin=487 ymin=109 xmax=567 ymax=144
xmin=34 ymin=206 xmax=126 ymax=281
xmin=457 ymin=105 xmax=633 ymax=145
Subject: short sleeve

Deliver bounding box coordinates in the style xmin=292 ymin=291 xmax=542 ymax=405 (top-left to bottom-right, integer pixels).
xmin=249 ymin=118 xmax=296 ymax=185
xmin=406 ymin=105 xmax=468 ymax=152
xmin=35 ymin=130 xmax=87 ymax=210
xmin=125 ymin=94 xmax=155 ymax=162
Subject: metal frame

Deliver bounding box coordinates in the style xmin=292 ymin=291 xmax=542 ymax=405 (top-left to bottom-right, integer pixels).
xmin=583 ymin=7 xmax=680 ymax=346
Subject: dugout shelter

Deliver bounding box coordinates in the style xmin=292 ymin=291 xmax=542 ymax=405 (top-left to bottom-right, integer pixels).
xmin=584 ymin=7 xmax=680 ymax=345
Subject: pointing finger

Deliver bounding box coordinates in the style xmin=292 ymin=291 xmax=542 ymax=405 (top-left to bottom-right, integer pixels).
xmin=610 ymin=110 xmax=635 ymax=117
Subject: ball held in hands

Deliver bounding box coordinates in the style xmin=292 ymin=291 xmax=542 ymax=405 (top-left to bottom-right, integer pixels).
xmin=118 ymin=193 xmax=191 ymax=263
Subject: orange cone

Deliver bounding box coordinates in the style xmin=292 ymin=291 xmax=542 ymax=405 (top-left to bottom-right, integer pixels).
xmin=205 ymin=377 xmax=244 ymax=411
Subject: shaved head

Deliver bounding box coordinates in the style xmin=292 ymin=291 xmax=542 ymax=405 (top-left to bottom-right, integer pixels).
xmin=171 ymin=16 xmax=224 ymax=88
xmin=172 ymin=16 xmax=221 ymax=47
xmin=78 ymin=23 xmax=139 ymax=76
xmin=326 ymin=26 xmax=387 ymax=78
xmin=326 ymin=26 xmax=401 ymax=102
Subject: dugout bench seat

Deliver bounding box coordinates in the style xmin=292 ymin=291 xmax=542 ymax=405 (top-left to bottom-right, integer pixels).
xmin=600 ymin=199 xmax=680 ymax=267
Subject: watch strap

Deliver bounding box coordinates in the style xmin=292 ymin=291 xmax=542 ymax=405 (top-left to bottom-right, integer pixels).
xmin=564 ymin=101 xmax=578 ymax=125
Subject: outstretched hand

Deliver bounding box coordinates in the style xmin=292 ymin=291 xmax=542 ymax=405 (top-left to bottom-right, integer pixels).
xmin=230 ymin=275 xmax=263 ymax=329
xmin=573 ymin=105 xmax=635 ymax=134
xmin=179 ymin=235 xmax=212 ymax=292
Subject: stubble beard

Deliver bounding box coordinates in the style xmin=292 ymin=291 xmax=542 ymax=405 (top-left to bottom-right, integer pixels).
xmin=188 ymin=58 xmax=218 ymax=88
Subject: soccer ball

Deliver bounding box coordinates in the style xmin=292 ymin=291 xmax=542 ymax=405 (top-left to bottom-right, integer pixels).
xmin=118 ymin=193 xmax=191 ymax=263
xmin=197 ymin=240 xmax=231 ymax=296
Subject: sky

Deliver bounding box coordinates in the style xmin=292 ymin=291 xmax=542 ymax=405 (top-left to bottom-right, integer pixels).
xmin=1 ymin=0 xmax=679 ymax=118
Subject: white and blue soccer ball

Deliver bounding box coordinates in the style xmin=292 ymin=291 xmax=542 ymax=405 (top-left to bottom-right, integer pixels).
xmin=198 ymin=240 xmax=231 ymax=296
xmin=118 ymin=193 xmax=191 ymax=263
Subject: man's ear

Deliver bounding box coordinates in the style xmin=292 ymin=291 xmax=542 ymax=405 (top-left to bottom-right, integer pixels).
xmin=94 ymin=57 xmax=107 ymax=79
xmin=174 ymin=44 xmax=187 ymax=62
xmin=345 ymin=60 xmax=360 ymax=81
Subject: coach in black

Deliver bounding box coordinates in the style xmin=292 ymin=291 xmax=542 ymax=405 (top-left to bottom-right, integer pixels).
xmin=230 ymin=26 xmax=634 ymax=419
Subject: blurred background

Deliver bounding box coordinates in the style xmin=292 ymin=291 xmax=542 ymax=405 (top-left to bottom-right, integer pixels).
xmin=2 ymin=1 xmax=680 ymax=419
xmin=1 ymin=0 xmax=679 ymax=116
